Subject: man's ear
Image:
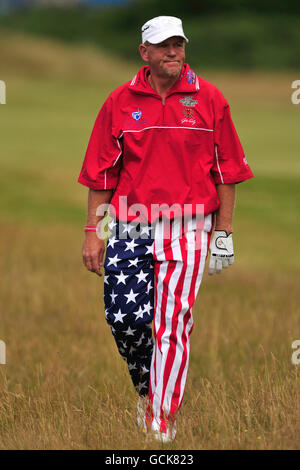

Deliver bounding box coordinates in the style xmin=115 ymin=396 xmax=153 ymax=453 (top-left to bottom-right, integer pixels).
xmin=139 ymin=43 xmax=149 ymax=63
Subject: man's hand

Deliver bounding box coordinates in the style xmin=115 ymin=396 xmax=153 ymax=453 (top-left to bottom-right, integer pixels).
xmin=82 ymin=232 xmax=105 ymax=277
xmin=208 ymin=230 xmax=234 ymax=275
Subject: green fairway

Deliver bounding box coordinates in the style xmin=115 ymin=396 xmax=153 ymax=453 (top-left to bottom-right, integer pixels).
xmin=0 ymin=32 xmax=299 ymax=450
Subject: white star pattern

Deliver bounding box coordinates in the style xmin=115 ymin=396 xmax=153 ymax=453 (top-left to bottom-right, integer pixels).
xmin=104 ymin=223 xmax=155 ymax=395
xmin=113 ymin=309 xmax=127 ymax=323
xmin=124 ymin=288 xmax=139 ymax=304
xmin=115 ymin=271 xmax=129 ymax=285
xmin=107 ymin=253 xmax=121 ymax=267
xmin=121 ymin=223 xmax=131 ymax=235
xmin=135 ymin=333 xmax=145 ymax=346
xmin=141 ymin=225 xmax=153 ymax=237
xmin=108 ymin=219 xmax=117 ymax=231
xmin=125 ymin=326 xmax=136 ymax=336
xmin=107 ymin=236 xmax=119 ymax=249
xmin=128 ymin=258 xmax=140 ymax=267
xmin=136 ymin=381 xmax=147 ymax=393
xmin=133 ymin=305 xmax=144 ymax=320
xmin=146 ymin=280 xmax=153 ymax=293
xmin=141 ymin=364 xmax=149 ymax=375
xmin=127 ymin=223 xmax=137 ymax=234
xmin=143 ymin=301 xmax=152 ymax=316
xmin=145 ymin=242 xmax=154 ymax=255
xmin=135 ymin=269 xmax=148 ymax=284
xmin=110 ymin=290 xmax=118 ymax=304
xmin=125 ymin=239 xmax=139 ymax=253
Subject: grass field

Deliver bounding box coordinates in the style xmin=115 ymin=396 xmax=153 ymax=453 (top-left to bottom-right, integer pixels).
xmin=0 ymin=31 xmax=299 ymax=450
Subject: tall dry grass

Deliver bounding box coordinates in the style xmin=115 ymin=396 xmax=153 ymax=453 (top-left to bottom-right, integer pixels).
xmin=0 ymin=224 xmax=298 ymax=449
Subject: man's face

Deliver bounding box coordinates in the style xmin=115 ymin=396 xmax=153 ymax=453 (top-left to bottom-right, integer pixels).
xmin=139 ymin=36 xmax=186 ymax=79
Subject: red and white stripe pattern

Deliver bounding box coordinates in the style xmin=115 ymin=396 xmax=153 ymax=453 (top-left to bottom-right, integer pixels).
xmin=146 ymin=214 xmax=213 ymax=436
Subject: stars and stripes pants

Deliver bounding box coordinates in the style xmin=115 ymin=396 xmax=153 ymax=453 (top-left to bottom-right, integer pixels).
xmin=104 ymin=214 xmax=213 ymax=434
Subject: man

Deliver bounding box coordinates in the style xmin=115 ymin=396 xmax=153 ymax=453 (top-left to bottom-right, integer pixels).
xmin=78 ymin=16 xmax=253 ymax=442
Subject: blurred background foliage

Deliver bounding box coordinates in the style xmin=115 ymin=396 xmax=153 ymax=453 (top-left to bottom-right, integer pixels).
xmin=0 ymin=0 xmax=299 ymax=70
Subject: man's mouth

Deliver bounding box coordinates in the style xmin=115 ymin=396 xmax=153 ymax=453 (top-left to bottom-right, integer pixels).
xmin=163 ymin=60 xmax=181 ymax=66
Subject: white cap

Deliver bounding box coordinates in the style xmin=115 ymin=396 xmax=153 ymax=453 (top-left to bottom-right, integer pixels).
xmin=141 ymin=16 xmax=189 ymax=45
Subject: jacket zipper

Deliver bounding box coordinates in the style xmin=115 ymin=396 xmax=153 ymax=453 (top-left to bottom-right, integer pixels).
xmin=162 ymin=97 xmax=165 ymax=125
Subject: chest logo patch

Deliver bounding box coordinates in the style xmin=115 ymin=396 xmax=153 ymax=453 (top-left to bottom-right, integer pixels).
xmin=183 ymin=108 xmax=194 ymax=119
xmin=132 ymin=108 xmax=142 ymax=121
xmin=180 ymin=96 xmax=198 ymax=107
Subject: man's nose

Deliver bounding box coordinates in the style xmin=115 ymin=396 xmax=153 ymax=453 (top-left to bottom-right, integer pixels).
xmin=166 ymin=46 xmax=177 ymax=56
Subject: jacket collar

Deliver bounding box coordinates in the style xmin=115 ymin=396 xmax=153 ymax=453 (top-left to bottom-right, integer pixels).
xmin=129 ymin=64 xmax=200 ymax=95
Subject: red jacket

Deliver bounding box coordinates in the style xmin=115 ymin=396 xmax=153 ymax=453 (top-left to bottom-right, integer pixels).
xmin=78 ymin=64 xmax=253 ymax=222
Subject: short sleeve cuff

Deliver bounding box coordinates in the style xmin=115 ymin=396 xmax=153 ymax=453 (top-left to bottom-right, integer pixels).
xmin=78 ymin=171 xmax=119 ymax=190
xmin=212 ymin=168 xmax=254 ymax=185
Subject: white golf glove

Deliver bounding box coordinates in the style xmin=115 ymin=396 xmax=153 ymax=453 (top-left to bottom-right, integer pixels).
xmin=208 ymin=230 xmax=234 ymax=275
